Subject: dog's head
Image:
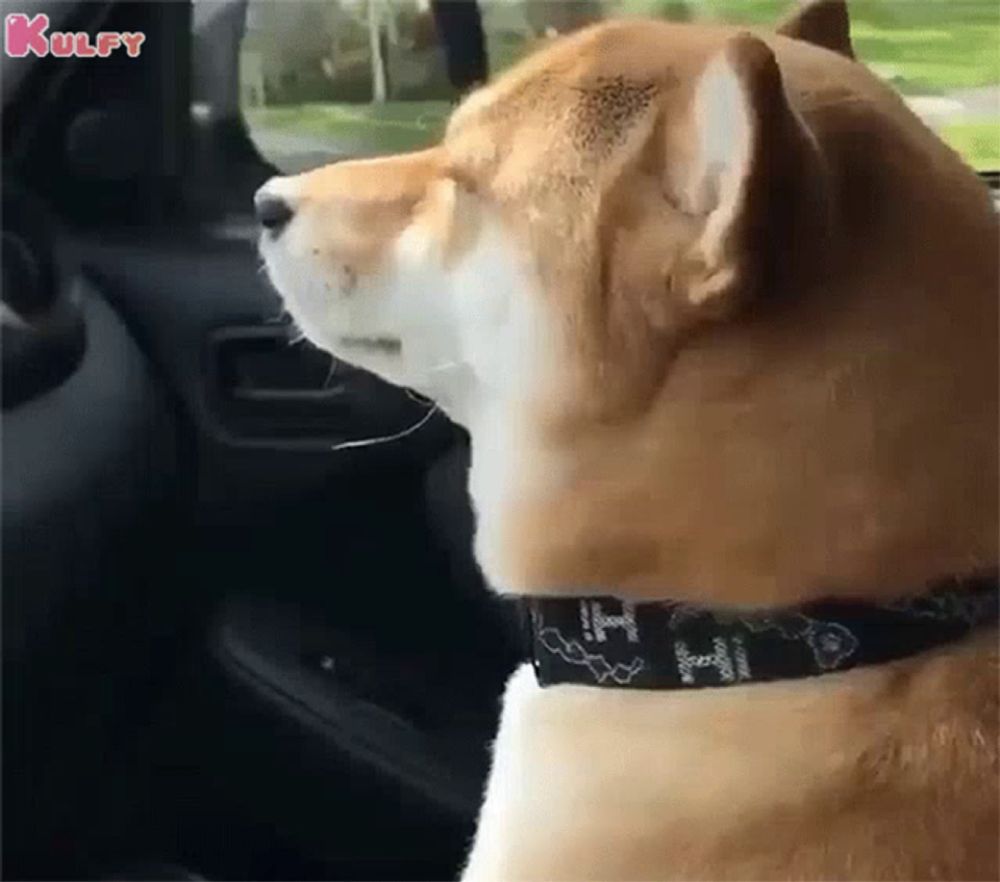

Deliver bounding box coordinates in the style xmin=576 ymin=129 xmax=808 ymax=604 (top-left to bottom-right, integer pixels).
xmin=259 ymin=1 xmax=998 ymax=606
xmin=258 ymin=9 xmax=832 ymax=422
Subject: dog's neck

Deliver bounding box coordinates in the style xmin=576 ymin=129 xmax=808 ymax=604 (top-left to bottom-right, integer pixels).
xmin=469 ymin=156 xmax=998 ymax=610
xmin=523 ymin=571 xmax=998 ymax=691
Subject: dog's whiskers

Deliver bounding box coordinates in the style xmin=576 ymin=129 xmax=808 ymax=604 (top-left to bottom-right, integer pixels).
xmin=428 ymin=361 xmax=461 ymax=373
xmin=329 ymin=403 xmax=439 ymax=452
xmin=404 ymin=388 xmax=434 ymax=406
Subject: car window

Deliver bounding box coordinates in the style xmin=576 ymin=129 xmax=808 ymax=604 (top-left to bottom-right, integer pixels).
xmin=237 ymin=0 xmax=999 ymax=174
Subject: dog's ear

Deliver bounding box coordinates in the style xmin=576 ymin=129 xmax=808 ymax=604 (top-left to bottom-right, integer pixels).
xmin=674 ymin=33 xmax=826 ymax=314
xmin=777 ymin=0 xmax=854 ymax=59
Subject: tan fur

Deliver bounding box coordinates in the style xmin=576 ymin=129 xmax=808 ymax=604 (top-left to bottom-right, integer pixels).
xmin=438 ymin=21 xmax=999 ymax=607
xmin=262 ymin=7 xmax=999 ymax=879
xmin=284 ymin=148 xmax=446 ymax=276
xmin=466 ymin=635 xmax=998 ymax=881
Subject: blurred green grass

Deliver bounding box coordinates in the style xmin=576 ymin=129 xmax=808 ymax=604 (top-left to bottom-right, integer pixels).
xmin=631 ymin=0 xmax=1000 ymax=93
xmin=941 ymin=120 xmax=1000 ymax=169
xmin=248 ymin=101 xmax=1000 ymax=170
xmin=246 ymin=100 xmax=451 ymax=154
xmin=246 ymin=1 xmax=1000 ymax=168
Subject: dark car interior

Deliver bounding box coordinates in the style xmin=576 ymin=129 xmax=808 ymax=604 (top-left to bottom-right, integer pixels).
xmin=2 ymin=3 xmax=525 ymax=879
xmin=4 ymin=2 xmax=999 ymax=880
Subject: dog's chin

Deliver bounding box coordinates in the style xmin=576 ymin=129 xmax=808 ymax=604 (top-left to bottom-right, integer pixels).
xmin=329 ymin=329 xmax=474 ymax=425
xmin=260 ymin=254 xmax=474 ymax=422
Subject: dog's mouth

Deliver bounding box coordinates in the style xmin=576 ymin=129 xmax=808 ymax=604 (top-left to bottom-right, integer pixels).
xmin=337 ymin=335 xmax=403 ymax=355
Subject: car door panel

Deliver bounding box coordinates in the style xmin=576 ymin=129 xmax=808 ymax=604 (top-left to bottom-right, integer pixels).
xmin=3 ymin=274 xmax=184 ymax=878
xmin=78 ymin=231 xmax=460 ymax=499
xmin=3 ymin=2 xmax=512 ymax=876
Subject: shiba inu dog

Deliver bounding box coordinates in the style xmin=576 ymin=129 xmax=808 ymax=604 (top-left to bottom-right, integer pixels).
xmin=257 ymin=2 xmax=999 ymax=877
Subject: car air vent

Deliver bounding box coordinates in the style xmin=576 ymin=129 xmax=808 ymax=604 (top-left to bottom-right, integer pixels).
xmin=1 ymin=181 xmax=86 ymax=410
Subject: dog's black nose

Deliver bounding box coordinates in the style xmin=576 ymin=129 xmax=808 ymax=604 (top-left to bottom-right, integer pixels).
xmin=254 ymin=192 xmax=294 ymax=234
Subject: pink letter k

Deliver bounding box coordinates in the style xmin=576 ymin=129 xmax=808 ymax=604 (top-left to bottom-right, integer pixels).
xmin=5 ymin=13 xmax=50 ymax=58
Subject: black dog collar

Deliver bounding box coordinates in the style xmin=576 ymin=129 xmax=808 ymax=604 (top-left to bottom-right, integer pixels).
xmin=525 ymin=570 xmax=998 ymax=690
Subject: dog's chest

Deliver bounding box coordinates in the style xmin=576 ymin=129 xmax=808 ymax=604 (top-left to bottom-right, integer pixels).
xmin=462 ymin=651 xmax=998 ymax=881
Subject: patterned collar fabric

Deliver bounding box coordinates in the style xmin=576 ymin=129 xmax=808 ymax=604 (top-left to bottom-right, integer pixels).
xmin=525 ymin=570 xmax=999 ymax=690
